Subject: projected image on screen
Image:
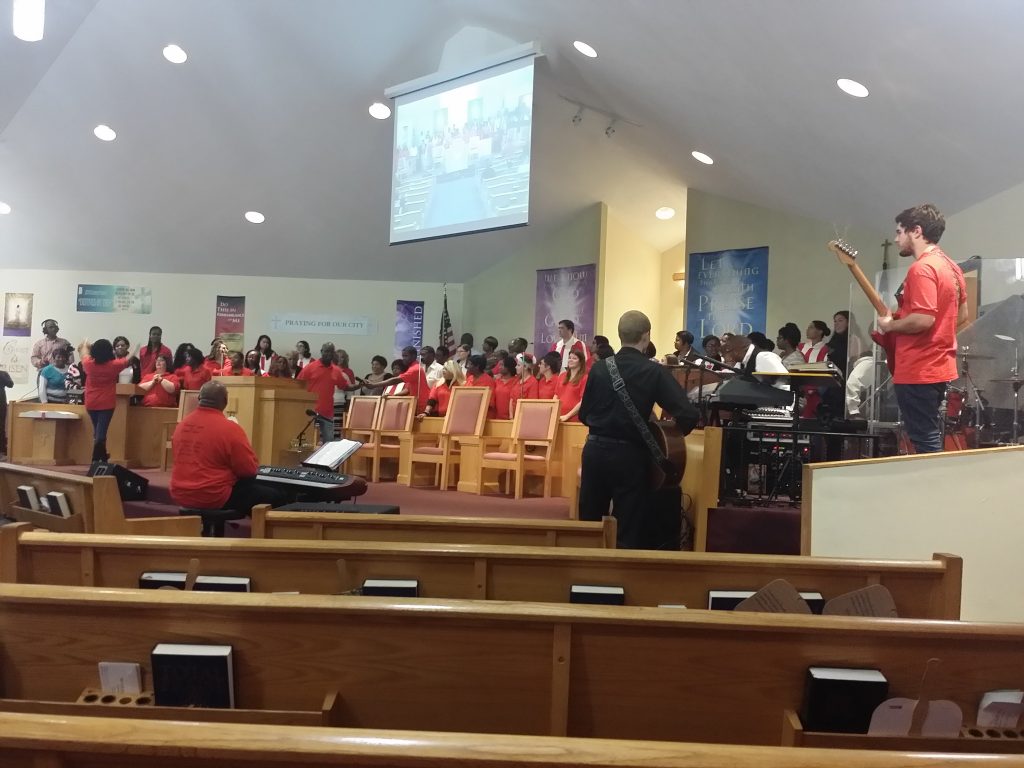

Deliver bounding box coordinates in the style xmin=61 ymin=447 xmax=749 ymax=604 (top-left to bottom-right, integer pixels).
xmin=390 ymin=58 xmax=534 ymax=244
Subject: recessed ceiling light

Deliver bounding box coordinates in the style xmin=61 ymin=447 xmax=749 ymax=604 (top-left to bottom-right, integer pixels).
xmin=0 ymin=202 xmax=11 ymax=215
xmin=13 ymin=0 xmax=45 ymax=42
xmin=573 ymin=40 xmax=598 ymax=58
xmin=837 ymin=78 xmax=869 ymax=98
xmin=93 ymin=124 xmax=116 ymax=142
xmin=162 ymin=44 xmax=188 ymax=64
xmin=655 ymin=207 xmax=676 ymax=220
xmin=368 ymin=102 xmax=392 ymax=120
xmin=691 ymin=150 xmax=713 ymax=165
xmin=244 ymin=211 xmax=265 ymax=224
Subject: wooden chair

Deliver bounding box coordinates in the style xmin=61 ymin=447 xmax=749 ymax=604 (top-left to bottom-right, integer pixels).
xmin=408 ymin=387 xmax=490 ymax=489
xmin=371 ymin=396 xmax=415 ymax=482
xmin=342 ymin=395 xmax=382 ymax=479
xmin=160 ymin=390 xmax=201 ymax=471
xmin=474 ymin=399 xmax=560 ymax=498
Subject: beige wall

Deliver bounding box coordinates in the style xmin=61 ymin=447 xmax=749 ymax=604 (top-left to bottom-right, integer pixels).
xmin=461 ymin=204 xmax=602 ymax=353
xmin=597 ymin=204 xmax=665 ymax=343
xmin=685 ymin=189 xmax=888 ymax=341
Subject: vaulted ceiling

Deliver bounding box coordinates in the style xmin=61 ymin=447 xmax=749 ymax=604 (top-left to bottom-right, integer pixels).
xmin=2 ymin=0 xmax=1023 ymax=281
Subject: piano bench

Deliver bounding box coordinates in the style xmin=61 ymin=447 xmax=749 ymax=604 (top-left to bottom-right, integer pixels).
xmin=178 ymin=507 xmax=248 ymax=537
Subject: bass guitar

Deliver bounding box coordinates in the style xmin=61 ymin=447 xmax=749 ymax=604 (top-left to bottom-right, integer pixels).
xmin=649 ymin=419 xmax=687 ymax=489
xmin=827 ymin=239 xmax=897 ymax=375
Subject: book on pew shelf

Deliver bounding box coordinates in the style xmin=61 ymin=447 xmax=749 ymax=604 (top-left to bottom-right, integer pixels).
xmin=708 ymin=588 xmax=825 ymax=614
xmin=570 ymin=585 xmax=625 ymax=606
xmin=139 ymin=572 xmax=252 ymax=592
xmin=151 ymin=643 xmax=234 ymax=709
xmin=361 ymin=578 xmax=419 ymax=597
xmin=16 ymin=485 xmax=40 ymax=511
xmin=802 ymin=666 xmax=888 ymax=734
xmin=43 ymin=491 xmax=72 ymax=518
xmin=98 ymin=662 xmax=142 ymax=694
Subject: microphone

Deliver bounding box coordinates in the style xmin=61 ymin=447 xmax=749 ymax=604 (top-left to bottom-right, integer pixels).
xmin=305 ymin=408 xmax=322 ymax=418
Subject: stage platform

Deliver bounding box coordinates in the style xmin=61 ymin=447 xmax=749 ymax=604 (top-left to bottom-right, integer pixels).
xmin=3 ymin=464 xmax=571 ymax=538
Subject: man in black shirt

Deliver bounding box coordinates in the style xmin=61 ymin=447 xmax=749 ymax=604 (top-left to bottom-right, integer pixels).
xmin=579 ymin=310 xmax=699 ymax=548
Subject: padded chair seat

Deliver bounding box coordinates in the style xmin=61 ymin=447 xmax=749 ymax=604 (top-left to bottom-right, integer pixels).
xmin=413 ymin=446 xmax=444 ymax=455
xmin=483 ymin=451 xmax=545 ymax=461
xmin=179 ymin=507 xmax=247 ymax=538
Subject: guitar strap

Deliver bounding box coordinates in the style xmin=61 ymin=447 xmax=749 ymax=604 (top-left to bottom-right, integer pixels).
xmin=604 ymin=356 xmax=670 ymax=472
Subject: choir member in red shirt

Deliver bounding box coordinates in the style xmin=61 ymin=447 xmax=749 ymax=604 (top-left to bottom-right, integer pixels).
xmin=421 ymin=359 xmax=465 ymax=418
xmin=550 ymin=319 xmax=589 ymax=371
xmin=79 ymin=338 xmax=131 ymax=461
xmin=138 ymin=354 xmax=179 ymax=407
xmin=223 ymin=352 xmax=247 ymax=376
xmin=203 ymin=339 xmax=233 ymax=376
xmin=537 ymin=351 xmax=561 ymax=400
xmin=138 ymin=326 xmax=172 ymax=376
xmin=508 ymin=353 xmax=540 ymax=417
xmin=492 ymin=356 xmax=518 ymax=420
xmin=556 ymin=348 xmax=587 ymax=422
xmin=268 ymin=356 xmax=292 ymax=378
xmin=177 ymin=348 xmax=213 ymax=392
xmin=171 ymin=343 xmax=193 ymax=374
xmin=465 ymin=354 xmax=497 ymax=417
xmin=297 ymin=342 xmax=353 ymax=444
xmin=254 ymin=335 xmax=278 ymax=376
xmin=170 ymin=381 xmax=289 ymax=513
xmin=243 ymin=350 xmax=262 ymax=376
xmin=365 ymin=346 xmax=430 ymax=413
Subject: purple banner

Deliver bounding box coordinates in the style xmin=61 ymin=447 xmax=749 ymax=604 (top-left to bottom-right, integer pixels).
xmin=394 ymin=299 xmax=425 ymax=358
xmin=534 ymin=264 xmax=596 ymax=356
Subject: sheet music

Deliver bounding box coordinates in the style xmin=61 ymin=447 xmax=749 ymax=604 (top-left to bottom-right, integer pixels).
xmin=303 ymin=439 xmax=362 ymax=470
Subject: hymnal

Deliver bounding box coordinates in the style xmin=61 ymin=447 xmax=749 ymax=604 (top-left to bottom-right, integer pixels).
xmin=139 ymin=572 xmax=251 ymax=592
xmin=16 ymin=485 xmax=40 ymax=511
xmin=802 ymin=666 xmax=888 ymax=734
xmin=570 ymin=585 xmax=625 ymax=605
xmin=361 ymin=578 xmax=418 ymax=597
xmin=44 ymin=491 xmax=72 ymax=518
xmin=708 ymin=588 xmax=825 ymax=614
xmin=151 ymin=643 xmax=234 ymax=708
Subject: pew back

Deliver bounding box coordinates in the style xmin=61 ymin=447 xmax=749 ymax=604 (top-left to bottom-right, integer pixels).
xmin=0 ymin=584 xmax=1019 ymax=745
xmin=250 ymin=505 xmax=617 ymax=547
xmin=0 ymin=528 xmax=962 ymax=619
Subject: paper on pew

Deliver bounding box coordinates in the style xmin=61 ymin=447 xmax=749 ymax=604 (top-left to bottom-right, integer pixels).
xmin=978 ymin=690 xmax=1024 ymax=728
xmin=822 ymin=585 xmax=898 ymax=618
xmin=734 ymin=579 xmax=812 ymax=614
xmin=868 ymin=658 xmax=962 ymax=737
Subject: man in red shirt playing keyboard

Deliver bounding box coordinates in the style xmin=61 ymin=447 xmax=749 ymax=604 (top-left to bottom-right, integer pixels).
xmin=170 ymin=381 xmax=288 ymax=514
xmin=297 ymin=341 xmax=353 ymax=444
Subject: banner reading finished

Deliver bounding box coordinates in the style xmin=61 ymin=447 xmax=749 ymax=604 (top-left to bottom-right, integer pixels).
xmin=685 ymin=246 xmax=768 ymax=340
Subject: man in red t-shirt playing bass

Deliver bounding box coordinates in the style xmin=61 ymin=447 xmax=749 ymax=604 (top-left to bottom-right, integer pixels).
xmin=876 ymin=204 xmax=967 ymax=453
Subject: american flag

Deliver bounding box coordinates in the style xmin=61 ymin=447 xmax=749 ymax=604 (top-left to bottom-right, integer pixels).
xmin=439 ymin=284 xmax=455 ymax=353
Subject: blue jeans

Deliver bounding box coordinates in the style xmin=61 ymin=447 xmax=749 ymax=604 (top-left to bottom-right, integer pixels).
xmin=895 ymin=382 xmax=947 ymax=454
xmin=87 ymin=408 xmax=114 ymax=461
xmin=315 ymin=415 xmax=334 ymax=445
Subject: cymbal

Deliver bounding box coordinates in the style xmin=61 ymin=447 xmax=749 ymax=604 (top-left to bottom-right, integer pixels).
xmin=959 ymin=351 xmax=995 ymax=359
xmin=990 ymin=377 xmax=1024 ymax=384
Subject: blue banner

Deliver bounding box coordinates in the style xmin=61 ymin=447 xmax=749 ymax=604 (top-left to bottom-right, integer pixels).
xmin=76 ymin=284 xmax=152 ymax=314
xmin=685 ymin=246 xmax=769 ymax=342
xmin=394 ymin=299 xmax=425 ymax=358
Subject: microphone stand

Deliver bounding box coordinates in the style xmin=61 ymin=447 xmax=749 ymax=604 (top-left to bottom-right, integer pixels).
xmin=294 ymin=411 xmax=318 ymax=449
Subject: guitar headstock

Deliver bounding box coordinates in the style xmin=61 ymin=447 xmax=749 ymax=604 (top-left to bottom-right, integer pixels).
xmin=828 ymin=239 xmax=859 ymax=266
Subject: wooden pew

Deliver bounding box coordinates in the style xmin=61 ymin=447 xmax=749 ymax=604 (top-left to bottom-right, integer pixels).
xmin=0 ymin=583 xmax=1020 ymax=745
xmin=0 ymin=463 xmax=200 ymax=536
xmin=2 ymin=713 xmax=1022 ymax=768
xmin=0 ymin=527 xmax=962 ymax=619
xmin=250 ymin=505 xmax=618 ymax=548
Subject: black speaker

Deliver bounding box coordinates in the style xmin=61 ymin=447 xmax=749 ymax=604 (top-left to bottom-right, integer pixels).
xmin=88 ymin=461 xmax=149 ymax=502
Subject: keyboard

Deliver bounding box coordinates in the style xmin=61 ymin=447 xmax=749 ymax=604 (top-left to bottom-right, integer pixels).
xmin=747 ymin=406 xmax=795 ymax=422
xmin=256 ymin=465 xmax=356 ymax=489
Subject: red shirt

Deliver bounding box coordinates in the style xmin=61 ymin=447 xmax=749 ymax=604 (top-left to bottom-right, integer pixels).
xmin=892 ymin=248 xmax=966 ymax=385
xmin=398 ymin=362 xmax=430 ymax=412
xmin=176 ymin=365 xmax=213 ymax=392
xmin=492 ymin=377 xmax=517 ymax=420
xmin=466 ymin=371 xmax=497 ymax=417
xmin=203 ymin=358 xmax=233 ymax=376
xmin=508 ymin=375 xmax=540 ymax=417
xmin=556 ymin=373 xmax=587 ymax=421
xmin=538 ymin=376 xmax=558 ymax=400
xmin=170 ymin=406 xmax=259 ymax=509
xmin=140 ymin=372 xmax=179 ymax=407
xmin=138 ymin=344 xmax=172 ymax=375
xmin=428 ymin=382 xmax=454 ymax=416
xmin=81 ymin=356 xmax=123 ymax=411
xmin=298 ymin=359 xmax=351 ymax=416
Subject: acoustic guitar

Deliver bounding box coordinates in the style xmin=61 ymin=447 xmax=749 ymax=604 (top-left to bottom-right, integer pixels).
xmin=649 ymin=419 xmax=687 ymax=489
xmin=827 ymin=239 xmax=897 ymax=374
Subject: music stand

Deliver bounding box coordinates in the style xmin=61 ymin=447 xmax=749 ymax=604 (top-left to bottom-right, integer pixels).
xmin=677 ymin=358 xmax=736 ymax=426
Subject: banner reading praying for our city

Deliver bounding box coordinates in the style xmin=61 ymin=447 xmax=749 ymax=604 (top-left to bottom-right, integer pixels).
xmin=685 ymin=246 xmax=769 ymax=344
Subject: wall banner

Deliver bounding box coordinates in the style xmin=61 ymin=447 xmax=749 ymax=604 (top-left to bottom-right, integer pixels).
xmin=3 ymin=293 xmax=33 ymax=336
xmin=214 ymin=296 xmax=246 ymax=353
xmin=534 ymin=263 xmax=596 ymax=354
xmin=0 ymin=339 xmax=32 ymax=385
xmin=685 ymin=246 xmax=769 ymax=342
xmin=76 ymin=284 xmax=153 ymax=314
xmin=394 ymin=300 xmax=425 ymax=358
xmin=268 ymin=313 xmax=376 ymax=336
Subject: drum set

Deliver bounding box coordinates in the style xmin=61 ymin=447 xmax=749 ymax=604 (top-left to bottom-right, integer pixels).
xmin=944 ymin=341 xmax=1024 ymax=447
